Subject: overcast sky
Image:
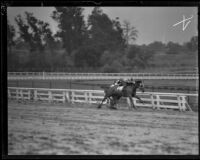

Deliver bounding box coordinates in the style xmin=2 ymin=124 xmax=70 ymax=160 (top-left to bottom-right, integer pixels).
xmin=7 ymin=7 xmax=198 ymax=45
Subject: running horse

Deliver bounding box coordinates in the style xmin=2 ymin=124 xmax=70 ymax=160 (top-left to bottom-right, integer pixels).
xmin=98 ymin=80 xmax=145 ymax=110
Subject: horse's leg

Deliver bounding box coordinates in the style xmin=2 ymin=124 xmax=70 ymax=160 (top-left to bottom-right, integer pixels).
xmin=128 ymin=96 xmax=136 ymax=110
xmin=109 ymin=97 xmax=114 ymax=109
xmin=135 ymin=95 xmax=144 ymax=104
xmin=113 ymin=97 xmax=118 ymax=109
xmin=106 ymin=97 xmax=112 ymax=108
xmin=98 ymin=96 xmax=107 ymax=109
xmin=110 ymin=96 xmax=117 ymax=110
xmin=114 ymin=96 xmax=121 ymax=109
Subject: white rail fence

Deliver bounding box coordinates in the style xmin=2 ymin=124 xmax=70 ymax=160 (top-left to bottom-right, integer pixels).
xmin=8 ymin=87 xmax=198 ymax=111
xmin=8 ymin=72 xmax=199 ymax=80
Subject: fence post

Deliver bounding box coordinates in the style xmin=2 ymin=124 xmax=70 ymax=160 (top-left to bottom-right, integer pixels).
xmin=48 ymin=90 xmax=52 ymax=103
xmin=151 ymin=94 xmax=155 ymax=109
xmin=177 ymin=95 xmax=182 ymax=111
xmin=71 ymin=91 xmax=75 ymax=104
xmin=60 ymin=91 xmax=64 ymax=103
xmin=27 ymin=89 xmax=31 ymax=100
xmin=88 ymin=92 xmax=92 ymax=103
xmin=156 ymin=95 xmax=160 ymax=110
xmin=65 ymin=91 xmax=70 ymax=103
xmin=183 ymin=96 xmax=193 ymax=112
xmin=181 ymin=96 xmax=187 ymax=111
xmin=180 ymin=95 xmax=191 ymax=112
xmin=34 ymin=89 xmax=38 ymax=101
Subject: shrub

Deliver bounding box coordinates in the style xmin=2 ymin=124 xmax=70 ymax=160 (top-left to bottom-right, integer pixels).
xmin=101 ymin=60 xmax=124 ymax=73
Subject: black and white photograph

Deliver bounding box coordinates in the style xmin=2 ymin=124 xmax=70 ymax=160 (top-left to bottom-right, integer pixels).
xmin=5 ymin=3 xmax=198 ymax=156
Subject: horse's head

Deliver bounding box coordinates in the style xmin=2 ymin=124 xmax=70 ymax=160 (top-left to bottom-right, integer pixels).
xmin=135 ymin=80 xmax=145 ymax=92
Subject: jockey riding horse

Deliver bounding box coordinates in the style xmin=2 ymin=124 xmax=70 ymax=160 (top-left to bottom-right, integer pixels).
xmin=98 ymin=78 xmax=144 ymax=110
xmin=111 ymin=78 xmax=134 ymax=88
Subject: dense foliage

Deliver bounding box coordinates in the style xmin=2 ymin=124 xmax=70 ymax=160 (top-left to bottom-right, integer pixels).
xmin=7 ymin=7 xmax=198 ymax=72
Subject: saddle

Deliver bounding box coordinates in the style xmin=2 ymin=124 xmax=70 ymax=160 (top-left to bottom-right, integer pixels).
xmin=116 ymin=86 xmax=124 ymax=91
xmin=110 ymin=84 xmax=124 ymax=93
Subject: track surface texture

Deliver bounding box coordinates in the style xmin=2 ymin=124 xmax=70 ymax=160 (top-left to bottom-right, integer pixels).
xmin=8 ymin=101 xmax=198 ymax=155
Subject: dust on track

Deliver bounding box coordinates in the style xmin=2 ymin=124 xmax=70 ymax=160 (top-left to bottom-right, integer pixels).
xmin=8 ymin=101 xmax=198 ymax=155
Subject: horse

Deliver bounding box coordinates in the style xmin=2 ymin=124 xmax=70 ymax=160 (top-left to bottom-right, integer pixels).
xmin=98 ymin=80 xmax=145 ymax=110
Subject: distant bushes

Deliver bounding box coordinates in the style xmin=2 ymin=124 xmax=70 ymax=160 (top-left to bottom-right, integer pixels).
xmin=101 ymin=60 xmax=124 ymax=73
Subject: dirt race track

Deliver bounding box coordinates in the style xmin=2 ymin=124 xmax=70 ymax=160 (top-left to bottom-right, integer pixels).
xmin=8 ymin=101 xmax=198 ymax=155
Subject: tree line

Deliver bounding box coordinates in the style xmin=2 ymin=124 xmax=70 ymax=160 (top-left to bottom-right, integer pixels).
xmin=7 ymin=7 xmax=198 ymax=72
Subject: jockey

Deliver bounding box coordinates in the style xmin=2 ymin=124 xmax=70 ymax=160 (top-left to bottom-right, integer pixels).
xmin=126 ymin=78 xmax=134 ymax=84
xmin=110 ymin=78 xmax=125 ymax=87
xmin=111 ymin=78 xmax=134 ymax=88
xmin=115 ymin=78 xmax=125 ymax=86
xmin=109 ymin=78 xmax=135 ymax=92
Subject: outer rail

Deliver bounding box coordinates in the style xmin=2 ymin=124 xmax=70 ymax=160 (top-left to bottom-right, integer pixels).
xmin=8 ymin=87 xmax=198 ymax=111
xmin=8 ymin=72 xmax=199 ymax=80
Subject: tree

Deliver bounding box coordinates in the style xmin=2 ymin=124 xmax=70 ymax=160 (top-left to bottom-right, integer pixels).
xmin=185 ymin=36 xmax=198 ymax=52
xmin=7 ymin=21 xmax=16 ymax=49
xmin=7 ymin=21 xmax=17 ymax=70
xmin=14 ymin=37 xmax=29 ymax=50
xmin=15 ymin=12 xmax=55 ymax=69
xmin=101 ymin=60 xmax=123 ymax=73
xmin=100 ymin=50 xmax=114 ymax=65
xmin=122 ymin=20 xmax=138 ymax=45
xmin=15 ymin=14 xmax=33 ymax=51
xmin=147 ymin=41 xmax=166 ymax=53
xmin=51 ymin=7 xmax=88 ymax=55
xmin=73 ymin=46 xmax=101 ymax=68
xmin=125 ymin=45 xmax=153 ymax=69
xmin=166 ymin=41 xmax=183 ymax=54
xmin=87 ymin=7 xmax=126 ymax=53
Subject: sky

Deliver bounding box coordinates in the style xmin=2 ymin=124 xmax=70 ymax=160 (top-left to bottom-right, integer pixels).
xmin=7 ymin=7 xmax=198 ymax=45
